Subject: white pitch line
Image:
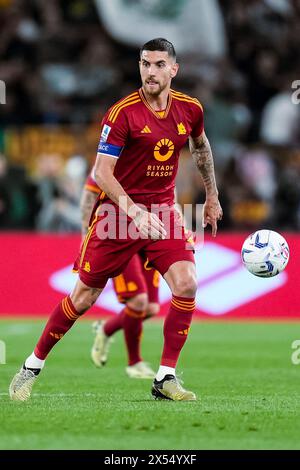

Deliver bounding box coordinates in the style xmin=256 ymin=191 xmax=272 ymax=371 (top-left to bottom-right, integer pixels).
xmin=0 ymin=325 xmax=34 ymax=335
xmin=0 ymin=392 xmax=98 ymax=397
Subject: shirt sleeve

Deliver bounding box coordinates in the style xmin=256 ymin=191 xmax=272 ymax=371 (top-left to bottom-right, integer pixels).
xmin=97 ymin=108 xmax=129 ymax=159
xmin=84 ymin=170 xmax=101 ymax=194
xmin=190 ymin=102 xmax=204 ymax=138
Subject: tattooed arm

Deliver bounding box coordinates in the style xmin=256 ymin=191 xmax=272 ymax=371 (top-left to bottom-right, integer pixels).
xmin=189 ymin=131 xmax=223 ymax=236
xmin=80 ymin=188 xmax=98 ymax=239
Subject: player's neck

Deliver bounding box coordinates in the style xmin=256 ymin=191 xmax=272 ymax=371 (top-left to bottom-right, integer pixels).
xmin=141 ymin=87 xmax=170 ymax=111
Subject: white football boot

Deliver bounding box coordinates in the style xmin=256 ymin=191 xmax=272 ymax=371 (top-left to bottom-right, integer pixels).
xmin=91 ymin=321 xmax=112 ymax=367
xmin=9 ymin=365 xmax=40 ymax=401
xmin=126 ymin=361 xmax=156 ymax=379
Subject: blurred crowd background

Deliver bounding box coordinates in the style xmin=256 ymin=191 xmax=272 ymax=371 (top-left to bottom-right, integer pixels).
xmin=0 ymin=0 xmax=300 ymax=232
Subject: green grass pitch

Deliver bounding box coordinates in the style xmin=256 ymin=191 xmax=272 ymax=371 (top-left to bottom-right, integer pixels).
xmin=1 ymin=318 xmax=300 ymax=450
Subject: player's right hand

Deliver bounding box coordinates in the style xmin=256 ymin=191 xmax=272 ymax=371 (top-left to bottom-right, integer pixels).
xmin=202 ymin=195 xmax=223 ymax=237
xmin=133 ymin=209 xmax=167 ymax=240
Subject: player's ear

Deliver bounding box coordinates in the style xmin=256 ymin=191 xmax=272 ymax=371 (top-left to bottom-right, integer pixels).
xmin=170 ymin=63 xmax=179 ymax=78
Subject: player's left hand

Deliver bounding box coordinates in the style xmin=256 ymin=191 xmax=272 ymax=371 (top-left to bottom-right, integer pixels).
xmin=202 ymin=195 xmax=223 ymax=237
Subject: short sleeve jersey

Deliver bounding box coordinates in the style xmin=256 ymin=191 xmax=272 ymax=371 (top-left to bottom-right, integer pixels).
xmin=84 ymin=170 xmax=101 ymax=194
xmin=97 ymin=88 xmax=204 ymax=208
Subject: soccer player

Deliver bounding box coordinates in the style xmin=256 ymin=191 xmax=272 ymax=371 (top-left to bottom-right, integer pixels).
xmin=81 ymin=172 xmax=160 ymax=378
xmin=9 ymin=38 xmax=222 ymax=401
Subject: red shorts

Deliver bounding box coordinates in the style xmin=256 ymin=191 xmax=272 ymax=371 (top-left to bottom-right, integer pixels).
xmin=113 ymin=253 xmax=159 ymax=304
xmin=73 ymin=206 xmax=195 ymax=289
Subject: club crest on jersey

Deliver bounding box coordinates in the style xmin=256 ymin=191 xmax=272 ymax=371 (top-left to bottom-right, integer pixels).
xmin=83 ymin=261 xmax=91 ymax=272
xmin=177 ymin=122 xmax=187 ymax=135
xmin=154 ymin=138 xmax=174 ymax=162
xmin=101 ymin=124 xmax=111 ymax=142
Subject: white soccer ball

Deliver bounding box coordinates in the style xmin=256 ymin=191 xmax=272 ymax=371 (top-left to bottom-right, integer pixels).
xmin=241 ymin=230 xmax=289 ymax=277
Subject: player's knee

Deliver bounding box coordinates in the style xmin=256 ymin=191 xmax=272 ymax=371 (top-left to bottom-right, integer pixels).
xmin=71 ymin=291 xmax=99 ymax=314
xmin=172 ymin=276 xmax=197 ymax=298
xmin=146 ymin=302 xmax=160 ymax=317
xmin=127 ymin=293 xmax=148 ymax=312
xmin=71 ymin=280 xmax=102 ymax=314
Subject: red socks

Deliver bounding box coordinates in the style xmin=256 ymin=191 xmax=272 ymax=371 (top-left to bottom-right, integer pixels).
xmin=103 ymin=311 xmax=125 ymax=337
xmin=34 ymin=293 xmax=194 ymax=369
xmin=161 ymin=295 xmax=196 ymax=368
xmin=123 ymin=306 xmax=145 ymax=366
xmin=103 ymin=305 xmax=146 ymax=366
xmin=34 ymin=296 xmax=80 ymax=360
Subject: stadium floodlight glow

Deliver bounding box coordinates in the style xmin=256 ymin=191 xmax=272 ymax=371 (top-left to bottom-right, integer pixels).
xmin=0 ymin=80 xmax=6 ymax=105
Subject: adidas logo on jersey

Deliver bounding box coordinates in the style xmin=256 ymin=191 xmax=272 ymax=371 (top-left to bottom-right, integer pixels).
xmin=141 ymin=125 xmax=151 ymax=133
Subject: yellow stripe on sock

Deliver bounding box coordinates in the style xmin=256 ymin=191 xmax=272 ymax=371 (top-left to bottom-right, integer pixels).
xmin=65 ymin=297 xmax=79 ymax=320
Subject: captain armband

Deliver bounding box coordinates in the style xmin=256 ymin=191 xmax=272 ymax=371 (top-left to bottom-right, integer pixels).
xmin=97 ymin=141 xmax=123 ymax=159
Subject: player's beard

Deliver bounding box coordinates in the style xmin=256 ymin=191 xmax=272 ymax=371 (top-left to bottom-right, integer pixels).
xmin=144 ymin=79 xmax=166 ymax=96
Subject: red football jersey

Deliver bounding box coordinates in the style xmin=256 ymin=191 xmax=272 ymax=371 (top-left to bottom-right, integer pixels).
xmin=97 ymin=88 xmax=204 ymax=208
xmin=84 ymin=171 xmax=100 ymax=194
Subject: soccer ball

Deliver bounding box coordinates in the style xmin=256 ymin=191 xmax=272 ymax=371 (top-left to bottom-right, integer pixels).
xmin=241 ymin=230 xmax=289 ymax=277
